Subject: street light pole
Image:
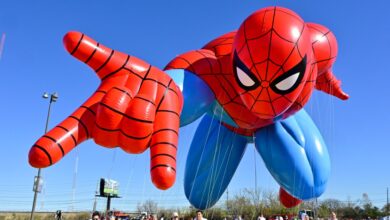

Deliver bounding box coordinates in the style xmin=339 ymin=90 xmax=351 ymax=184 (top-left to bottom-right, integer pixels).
xmin=30 ymin=92 xmax=58 ymax=220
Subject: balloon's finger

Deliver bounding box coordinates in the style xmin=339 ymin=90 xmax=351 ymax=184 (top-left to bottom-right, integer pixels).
xmin=29 ymin=92 xmax=103 ymax=168
xmin=63 ymin=31 xmax=130 ymax=80
xmin=116 ymin=68 xmax=159 ymax=153
xmin=150 ymin=78 xmax=183 ymax=190
xmin=93 ymin=86 xmax=133 ymax=147
xmin=117 ymin=92 xmax=156 ymax=154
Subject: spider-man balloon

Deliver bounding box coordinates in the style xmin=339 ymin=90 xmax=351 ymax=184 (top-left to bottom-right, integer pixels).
xmin=29 ymin=6 xmax=348 ymax=209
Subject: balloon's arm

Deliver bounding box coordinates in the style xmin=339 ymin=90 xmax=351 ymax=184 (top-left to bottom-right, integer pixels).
xmin=165 ymin=69 xmax=215 ymax=126
xmin=315 ymin=70 xmax=349 ymax=100
xmin=164 ymin=49 xmax=219 ymax=126
xmin=307 ymin=23 xmax=349 ymax=101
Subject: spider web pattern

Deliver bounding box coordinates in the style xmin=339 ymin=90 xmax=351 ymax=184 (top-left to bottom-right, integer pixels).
xmin=165 ymin=34 xmax=272 ymax=132
xmin=235 ymin=7 xmax=317 ymax=121
xmin=307 ymin=22 xmax=338 ymax=75
xmin=165 ymin=8 xmax=323 ymax=131
xmin=306 ymin=23 xmax=348 ymax=100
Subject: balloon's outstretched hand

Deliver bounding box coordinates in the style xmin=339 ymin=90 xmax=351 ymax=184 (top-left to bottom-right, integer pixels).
xmin=28 ymin=31 xmax=183 ymax=190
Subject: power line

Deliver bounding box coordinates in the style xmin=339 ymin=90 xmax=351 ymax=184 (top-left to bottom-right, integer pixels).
xmin=0 ymin=33 xmax=5 ymax=60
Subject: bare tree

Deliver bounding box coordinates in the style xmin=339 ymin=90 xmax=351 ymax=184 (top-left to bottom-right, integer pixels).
xmin=137 ymin=199 xmax=158 ymax=214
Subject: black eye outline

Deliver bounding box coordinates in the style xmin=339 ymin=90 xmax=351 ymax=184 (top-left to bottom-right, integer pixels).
xmin=270 ymin=55 xmax=307 ymax=95
xmin=233 ymin=51 xmax=260 ymax=91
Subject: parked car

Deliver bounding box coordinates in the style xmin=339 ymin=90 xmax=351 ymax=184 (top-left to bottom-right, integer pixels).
xmin=131 ymin=212 xmax=148 ymax=220
xmin=298 ymin=210 xmax=314 ymax=219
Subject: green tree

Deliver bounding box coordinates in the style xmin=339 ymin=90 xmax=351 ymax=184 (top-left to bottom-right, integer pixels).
xmin=205 ymin=206 xmax=228 ymax=220
xmin=320 ymin=199 xmax=343 ymax=212
xmin=382 ymin=203 xmax=390 ymax=217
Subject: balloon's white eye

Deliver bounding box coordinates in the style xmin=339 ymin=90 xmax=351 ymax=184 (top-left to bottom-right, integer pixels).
xmin=236 ymin=66 xmax=256 ymax=87
xmin=275 ymin=72 xmax=300 ymax=91
xmin=271 ymin=55 xmax=307 ymax=94
xmin=234 ymin=51 xmax=260 ymax=90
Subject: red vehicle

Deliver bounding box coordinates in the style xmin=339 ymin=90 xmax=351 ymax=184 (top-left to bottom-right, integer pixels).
xmin=112 ymin=211 xmax=130 ymax=220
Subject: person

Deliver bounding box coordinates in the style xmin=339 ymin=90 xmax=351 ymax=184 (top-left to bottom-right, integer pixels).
xmin=329 ymin=212 xmax=337 ymax=220
xmin=172 ymin=212 xmax=179 ymax=220
xmin=91 ymin=211 xmax=101 ymax=220
xmin=257 ymin=214 xmax=266 ymax=220
xmin=107 ymin=211 xmax=115 ymax=220
xmin=55 ymin=210 xmax=63 ymax=220
xmin=194 ymin=210 xmax=207 ymax=220
xmin=160 ymin=213 xmax=165 ymax=220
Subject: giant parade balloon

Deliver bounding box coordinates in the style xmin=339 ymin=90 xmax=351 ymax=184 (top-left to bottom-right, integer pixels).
xmin=29 ymin=6 xmax=348 ymax=209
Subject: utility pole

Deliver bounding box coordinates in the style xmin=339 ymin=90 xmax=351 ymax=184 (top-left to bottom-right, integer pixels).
xmin=30 ymin=92 xmax=58 ymax=220
xmin=254 ymin=147 xmax=257 ymax=194
xmin=93 ymin=181 xmax=99 ymax=213
xmin=387 ymin=187 xmax=389 ymax=220
xmin=226 ymin=188 xmax=229 ymax=215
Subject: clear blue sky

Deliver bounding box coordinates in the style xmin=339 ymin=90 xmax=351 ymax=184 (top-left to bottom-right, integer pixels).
xmin=0 ymin=0 xmax=389 ymax=212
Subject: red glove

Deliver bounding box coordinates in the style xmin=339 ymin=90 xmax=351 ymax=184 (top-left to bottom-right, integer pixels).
xmin=28 ymin=31 xmax=183 ymax=189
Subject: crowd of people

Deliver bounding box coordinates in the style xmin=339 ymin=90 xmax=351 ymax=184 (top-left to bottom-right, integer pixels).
xmin=89 ymin=209 xmax=207 ymax=220
xmin=86 ymin=210 xmax=338 ymax=220
xmin=257 ymin=212 xmax=337 ymax=220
